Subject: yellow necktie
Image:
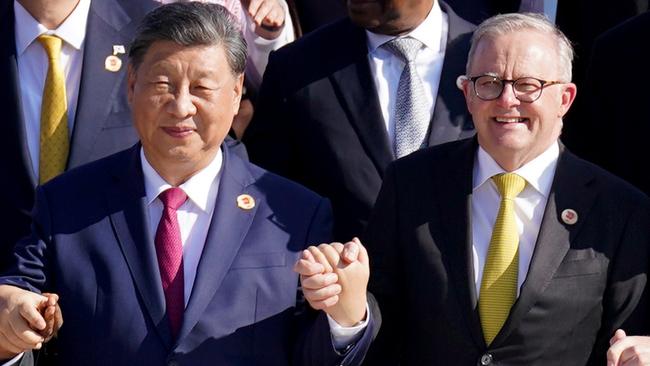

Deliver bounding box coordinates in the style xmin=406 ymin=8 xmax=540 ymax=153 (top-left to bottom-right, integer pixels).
xmin=38 ymin=35 xmax=69 ymax=184
xmin=479 ymin=173 xmax=526 ymax=345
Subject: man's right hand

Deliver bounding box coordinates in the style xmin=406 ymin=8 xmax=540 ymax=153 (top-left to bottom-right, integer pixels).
xmin=607 ymin=329 xmax=650 ymax=366
xmin=0 ymin=285 xmax=60 ymax=359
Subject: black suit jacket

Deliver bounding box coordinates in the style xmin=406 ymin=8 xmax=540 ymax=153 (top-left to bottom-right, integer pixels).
xmin=363 ymin=138 xmax=650 ymax=365
xmin=244 ymin=2 xmax=475 ymax=241
xmin=0 ymin=0 xmax=158 ymax=271
xmin=565 ymin=11 xmax=650 ymax=197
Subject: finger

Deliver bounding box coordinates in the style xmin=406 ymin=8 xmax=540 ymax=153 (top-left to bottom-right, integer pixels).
xmin=42 ymin=293 xmax=59 ymax=307
xmin=331 ymin=242 xmax=344 ymax=254
xmin=293 ymin=256 xmax=325 ymax=276
xmin=300 ymin=272 xmax=338 ymax=290
xmin=610 ymin=337 xmax=639 ymax=366
xmin=19 ymin=303 xmax=46 ymax=331
xmin=6 ymin=318 xmax=44 ymax=350
xmin=341 ymin=241 xmax=360 ymax=263
xmin=305 ymin=295 xmax=339 ymax=310
xmin=318 ymin=244 xmax=342 ymax=268
xmin=612 ymin=329 xmax=628 ymax=346
xmin=303 ymin=284 xmax=342 ymax=302
xmin=262 ymin=5 xmax=284 ymax=28
xmin=253 ymin=1 xmax=273 ymax=26
xmin=355 ymin=239 xmax=370 ymax=265
xmin=308 ymin=246 xmax=333 ymax=273
xmin=247 ymin=0 xmax=263 ymax=19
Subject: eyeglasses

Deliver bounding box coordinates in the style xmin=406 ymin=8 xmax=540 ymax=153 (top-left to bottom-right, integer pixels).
xmin=468 ymin=75 xmax=564 ymax=103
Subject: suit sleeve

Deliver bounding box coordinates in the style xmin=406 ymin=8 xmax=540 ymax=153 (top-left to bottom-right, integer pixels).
xmin=361 ymin=163 xmax=402 ymax=365
xmin=586 ymin=196 xmax=650 ymax=365
xmin=242 ymin=50 xmax=297 ymax=179
xmin=294 ymin=197 xmax=381 ymax=366
xmin=0 ymin=186 xmax=52 ymax=292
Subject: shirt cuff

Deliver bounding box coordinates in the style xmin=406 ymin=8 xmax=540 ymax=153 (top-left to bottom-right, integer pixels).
xmin=1 ymin=352 xmax=23 ymax=366
xmin=327 ymin=303 xmax=370 ymax=351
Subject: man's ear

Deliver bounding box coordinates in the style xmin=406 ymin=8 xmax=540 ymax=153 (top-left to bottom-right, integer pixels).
xmin=232 ymin=73 xmax=245 ymax=110
xmin=127 ymin=64 xmax=136 ymax=106
xmin=558 ymin=82 xmax=577 ymax=118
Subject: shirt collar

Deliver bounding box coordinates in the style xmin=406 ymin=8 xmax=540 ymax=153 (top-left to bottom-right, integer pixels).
xmin=365 ymin=0 xmax=446 ymax=54
xmin=141 ymin=148 xmax=223 ymax=213
xmin=14 ymin=0 xmax=90 ymax=56
xmin=473 ymin=142 xmax=560 ymax=198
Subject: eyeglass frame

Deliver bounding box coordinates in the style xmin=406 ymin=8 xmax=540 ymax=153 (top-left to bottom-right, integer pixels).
xmin=467 ymin=75 xmax=565 ymax=103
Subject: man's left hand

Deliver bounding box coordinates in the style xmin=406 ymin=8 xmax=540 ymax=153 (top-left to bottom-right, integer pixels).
xmin=241 ymin=0 xmax=286 ymax=40
xmin=607 ymin=329 xmax=650 ymax=366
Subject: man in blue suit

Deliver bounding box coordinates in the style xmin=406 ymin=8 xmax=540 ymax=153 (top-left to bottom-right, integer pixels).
xmin=0 ymin=0 xmax=158 ymax=272
xmin=0 ymin=3 xmax=378 ymax=364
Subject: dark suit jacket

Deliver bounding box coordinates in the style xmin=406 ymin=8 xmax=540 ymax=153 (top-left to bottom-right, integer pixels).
xmin=565 ymin=11 xmax=650 ymax=197
xmin=0 ymin=0 xmax=158 ymax=271
xmin=243 ymin=2 xmax=475 ymax=241
xmin=0 ymin=143 xmax=379 ymax=365
xmin=363 ymin=138 xmax=650 ymax=365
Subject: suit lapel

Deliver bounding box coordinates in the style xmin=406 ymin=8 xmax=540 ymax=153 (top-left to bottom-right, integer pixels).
xmin=178 ymin=147 xmax=258 ymax=342
xmin=493 ymin=146 xmax=598 ymax=345
xmin=328 ymin=20 xmax=394 ymax=174
xmin=427 ymin=1 xmax=475 ymax=147
xmin=68 ymin=0 xmax=132 ymax=168
xmin=0 ymin=1 xmax=38 ymax=190
xmin=107 ymin=145 xmax=172 ymax=348
xmin=434 ymin=138 xmax=486 ymax=348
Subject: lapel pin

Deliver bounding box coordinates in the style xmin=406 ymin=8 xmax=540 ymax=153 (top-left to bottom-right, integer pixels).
xmin=104 ymin=55 xmax=122 ymax=72
xmin=561 ymin=209 xmax=578 ymax=225
xmin=112 ymin=44 xmax=126 ymax=55
xmin=237 ymin=194 xmax=255 ymax=210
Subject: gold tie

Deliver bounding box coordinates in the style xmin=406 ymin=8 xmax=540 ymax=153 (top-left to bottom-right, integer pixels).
xmin=479 ymin=173 xmax=526 ymax=345
xmin=38 ymin=35 xmax=69 ymax=184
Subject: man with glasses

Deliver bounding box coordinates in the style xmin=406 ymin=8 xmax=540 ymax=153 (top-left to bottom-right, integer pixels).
xmin=360 ymin=12 xmax=650 ymax=365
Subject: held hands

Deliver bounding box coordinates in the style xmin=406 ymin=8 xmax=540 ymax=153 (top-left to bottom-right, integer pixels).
xmin=240 ymin=0 xmax=286 ymax=39
xmin=0 ymin=285 xmax=63 ymax=360
xmin=607 ymin=329 xmax=650 ymax=366
xmin=294 ymin=238 xmax=369 ymax=327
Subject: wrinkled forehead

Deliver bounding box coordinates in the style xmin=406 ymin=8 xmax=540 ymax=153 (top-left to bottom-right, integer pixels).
xmin=469 ymin=31 xmax=560 ymax=79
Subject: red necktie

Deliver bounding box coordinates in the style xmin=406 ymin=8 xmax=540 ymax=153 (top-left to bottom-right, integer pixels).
xmin=155 ymin=187 xmax=187 ymax=339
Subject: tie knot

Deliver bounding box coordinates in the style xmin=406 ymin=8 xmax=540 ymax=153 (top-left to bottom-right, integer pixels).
xmin=492 ymin=173 xmax=526 ymax=200
xmin=382 ymin=36 xmax=423 ymax=63
xmin=158 ymin=188 xmax=187 ymax=210
xmin=37 ymin=35 xmax=63 ymax=60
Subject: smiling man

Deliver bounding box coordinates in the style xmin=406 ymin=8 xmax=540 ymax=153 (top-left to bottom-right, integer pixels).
xmin=361 ymin=13 xmax=650 ymax=365
xmin=0 ymin=3 xmax=378 ymax=365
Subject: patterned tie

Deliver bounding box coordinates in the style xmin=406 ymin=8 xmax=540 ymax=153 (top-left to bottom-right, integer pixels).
xmin=155 ymin=188 xmax=187 ymax=339
xmin=479 ymin=173 xmax=526 ymax=345
xmin=383 ymin=37 xmax=429 ymax=158
xmin=38 ymin=35 xmax=69 ymax=184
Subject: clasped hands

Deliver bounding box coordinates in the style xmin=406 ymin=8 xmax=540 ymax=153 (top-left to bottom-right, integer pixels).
xmin=0 ymin=285 xmax=62 ymax=360
xmin=293 ymin=238 xmax=369 ymax=327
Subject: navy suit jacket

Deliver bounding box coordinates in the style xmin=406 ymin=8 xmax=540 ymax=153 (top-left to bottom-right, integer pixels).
xmin=0 ymin=0 xmax=157 ymax=270
xmin=243 ymin=2 xmax=476 ymax=242
xmin=0 ymin=144 xmax=378 ymax=365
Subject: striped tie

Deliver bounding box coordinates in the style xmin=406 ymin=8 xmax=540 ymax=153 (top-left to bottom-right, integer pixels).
xmin=38 ymin=35 xmax=69 ymax=184
xmin=479 ymin=173 xmax=526 ymax=345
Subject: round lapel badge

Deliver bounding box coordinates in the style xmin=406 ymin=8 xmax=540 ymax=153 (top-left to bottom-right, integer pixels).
xmin=105 ymin=55 xmax=122 ymax=72
xmin=237 ymin=194 xmax=255 ymax=210
xmin=561 ymin=208 xmax=578 ymax=225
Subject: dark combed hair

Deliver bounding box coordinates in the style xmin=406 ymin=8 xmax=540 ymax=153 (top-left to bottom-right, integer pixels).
xmin=129 ymin=2 xmax=247 ymax=76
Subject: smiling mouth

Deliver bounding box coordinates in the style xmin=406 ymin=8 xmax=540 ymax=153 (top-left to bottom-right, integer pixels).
xmin=493 ymin=117 xmax=528 ymax=123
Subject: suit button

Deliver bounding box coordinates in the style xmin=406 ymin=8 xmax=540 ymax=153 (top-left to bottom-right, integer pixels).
xmin=480 ymin=353 xmax=493 ymax=365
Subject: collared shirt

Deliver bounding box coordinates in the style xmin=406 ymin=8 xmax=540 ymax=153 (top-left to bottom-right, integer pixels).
xmin=14 ymin=0 xmax=90 ymax=177
xmin=366 ymin=1 xmax=448 ymax=144
xmin=471 ymin=142 xmax=559 ymax=296
xmin=142 ymin=148 xmax=222 ymax=306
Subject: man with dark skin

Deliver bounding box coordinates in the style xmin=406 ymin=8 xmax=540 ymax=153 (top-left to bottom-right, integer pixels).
xmin=243 ymin=0 xmax=475 ymax=243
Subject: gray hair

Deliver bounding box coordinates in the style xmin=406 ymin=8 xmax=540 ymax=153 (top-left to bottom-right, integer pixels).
xmin=466 ymin=13 xmax=574 ymax=82
xmin=129 ymin=2 xmax=247 ymax=76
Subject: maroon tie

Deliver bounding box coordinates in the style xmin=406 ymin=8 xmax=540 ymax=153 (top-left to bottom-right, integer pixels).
xmin=155 ymin=187 xmax=187 ymax=339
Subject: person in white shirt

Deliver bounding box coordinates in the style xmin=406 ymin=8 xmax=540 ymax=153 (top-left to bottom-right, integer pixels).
xmin=303 ymin=12 xmax=650 ymax=365
xmin=0 ymin=3 xmax=379 ymax=364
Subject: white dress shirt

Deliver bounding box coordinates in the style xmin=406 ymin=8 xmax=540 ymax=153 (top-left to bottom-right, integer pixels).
xmin=141 ymin=147 xmax=365 ymax=347
xmin=14 ymin=0 xmax=90 ymax=178
xmin=471 ymin=142 xmax=559 ymax=296
xmin=366 ymin=1 xmax=448 ymax=144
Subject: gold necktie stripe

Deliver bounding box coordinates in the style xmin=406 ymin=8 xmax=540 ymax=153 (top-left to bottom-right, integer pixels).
xmin=38 ymin=34 xmax=69 ymax=184
xmin=479 ymin=173 xmax=526 ymax=345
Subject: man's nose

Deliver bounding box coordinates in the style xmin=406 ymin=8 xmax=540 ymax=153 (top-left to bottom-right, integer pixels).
xmin=167 ymin=88 xmax=197 ymax=118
